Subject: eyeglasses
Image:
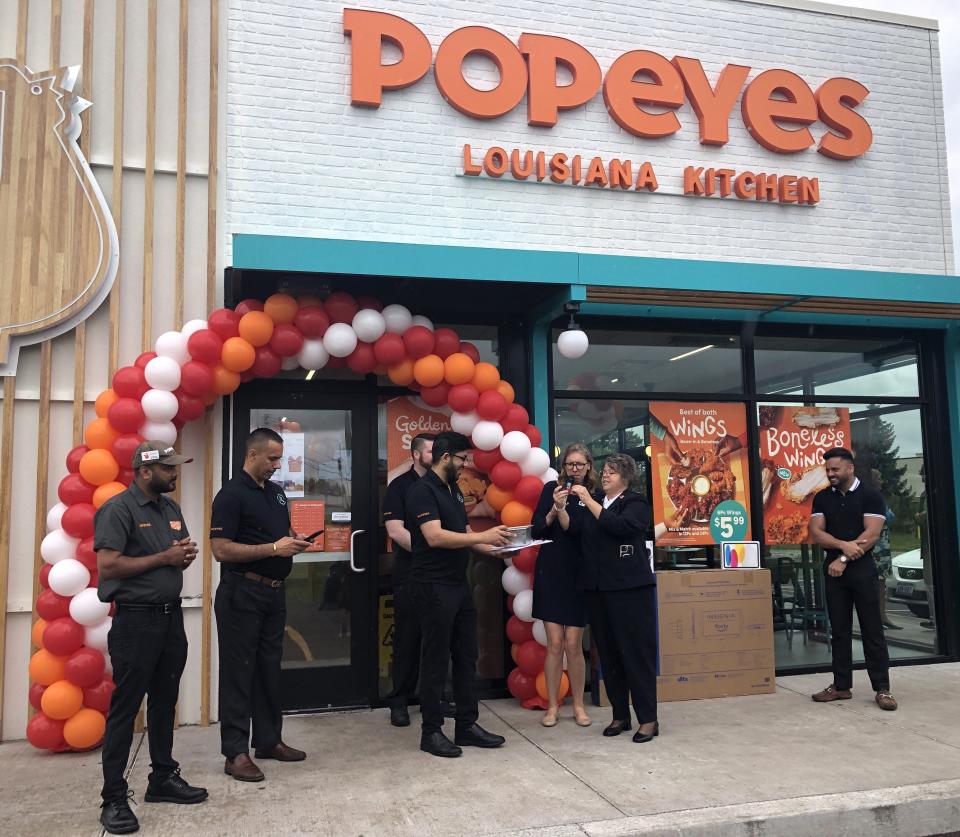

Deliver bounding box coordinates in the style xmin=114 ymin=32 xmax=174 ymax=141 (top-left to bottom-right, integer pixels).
xmin=450 ymin=454 xmax=468 ymax=464
xmin=564 ymin=461 xmax=588 ymax=469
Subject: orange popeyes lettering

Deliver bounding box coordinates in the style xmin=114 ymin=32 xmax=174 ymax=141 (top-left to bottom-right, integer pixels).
xmin=673 ymin=57 xmax=751 ymax=146
xmin=741 ymin=69 xmax=818 ymax=154
xmin=603 ymin=50 xmax=684 ymax=139
xmin=635 ymin=162 xmax=658 ymax=192
xmin=519 ymin=33 xmax=602 ymax=127
xmin=815 ymin=77 xmax=873 ymax=160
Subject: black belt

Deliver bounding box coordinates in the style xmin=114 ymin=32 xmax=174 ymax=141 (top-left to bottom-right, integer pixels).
xmin=236 ymin=570 xmax=283 ymax=588
xmin=116 ymin=601 xmax=181 ymax=614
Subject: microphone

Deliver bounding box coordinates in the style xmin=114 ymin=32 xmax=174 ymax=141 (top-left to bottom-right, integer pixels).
xmin=563 ymin=478 xmax=574 ymax=491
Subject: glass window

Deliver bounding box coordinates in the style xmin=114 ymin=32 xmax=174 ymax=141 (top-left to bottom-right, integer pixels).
xmin=554 ymin=398 xmax=649 ymax=485
xmin=553 ymin=329 xmax=741 ymax=394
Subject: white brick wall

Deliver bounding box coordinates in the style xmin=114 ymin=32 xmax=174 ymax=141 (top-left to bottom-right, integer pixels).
xmin=226 ymin=0 xmax=955 ymax=275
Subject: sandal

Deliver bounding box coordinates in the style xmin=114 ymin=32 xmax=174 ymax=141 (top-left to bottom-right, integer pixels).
xmin=574 ymin=710 xmax=592 ymax=727
xmin=541 ymin=709 xmax=559 ymax=727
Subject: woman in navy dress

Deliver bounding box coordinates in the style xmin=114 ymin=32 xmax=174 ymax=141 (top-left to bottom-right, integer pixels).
xmin=531 ymin=443 xmax=596 ymax=727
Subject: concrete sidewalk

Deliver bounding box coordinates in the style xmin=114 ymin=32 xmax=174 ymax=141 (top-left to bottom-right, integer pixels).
xmin=2 ymin=664 xmax=959 ymax=837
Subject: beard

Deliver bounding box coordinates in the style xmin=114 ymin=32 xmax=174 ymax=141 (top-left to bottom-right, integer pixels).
xmin=443 ymin=461 xmax=460 ymax=485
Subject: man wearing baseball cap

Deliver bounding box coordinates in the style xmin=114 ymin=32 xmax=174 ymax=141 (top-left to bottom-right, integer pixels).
xmin=94 ymin=441 xmax=207 ymax=834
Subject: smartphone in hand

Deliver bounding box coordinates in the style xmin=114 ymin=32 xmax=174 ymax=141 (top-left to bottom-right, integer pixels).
xmin=304 ymin=529 xmax=324 ymax=543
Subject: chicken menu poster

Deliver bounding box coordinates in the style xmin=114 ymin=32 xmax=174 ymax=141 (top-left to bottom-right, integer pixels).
xmin=649 ymin=402 xmax=752 ymax=546
xmin=759 ymin=406 xmax=851 ymax=544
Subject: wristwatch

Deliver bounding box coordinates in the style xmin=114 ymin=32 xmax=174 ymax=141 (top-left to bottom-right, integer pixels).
xmin=840 ymin=556 xmax=848 ymax=564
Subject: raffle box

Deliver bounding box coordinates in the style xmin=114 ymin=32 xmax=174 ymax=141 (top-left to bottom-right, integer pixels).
xmin=656 ymin=569 xmax=775 ymax=702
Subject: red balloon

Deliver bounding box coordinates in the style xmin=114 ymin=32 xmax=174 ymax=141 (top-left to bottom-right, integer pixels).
xmin=472 ymin=448 xmax=502 ymax=474
xmin=26 ymin=713 xmax=65 ymax=750
xmin=58 ymin=473 xmax=95 ymax=506
xmin=39 ymin=562 xmax=52 ymax=589
xmin=175 ymin=390 xmax=205 ymax=422
xmin=61 ymin=503 xmax=96 ymax=539
xmin=514 ymin=476 xmax=544 ymax=508
xmin=111 ymin=433 xmax=144 ymax=470
xmin=373 ymin=333 xmax=407 ymax=366
xmin=501 ymin=404 xmax=530 ymax=433
xmin=324 ymin=292 xmax=359 ymax=324
xmin=354 ymin=296 xmax=383 ymax=312
xmin=76 ymin=538 xmax=97 ymax=569
xmin=117 ymin=468 xmax=135 ymax=486
xmin=506 ymin=615 xmax=535 ymax=645
xmin=293 ymin=305 xmax=330 ymax=338
xmin=239 ymin=371 xmax=256 ymax=384
xmin=507 ymin=667 xmax=538 ymax=701
xmin=207 ymin=308 xmax=241 ymax=340
xmin=82 ymin=676 xmax=115 ymax=714
xmin=65 ymin=647 xmax=106 ymax=687
xmin=420 ymin=382 xmax=450 ymax=407
xmin=517 ymin=640 xmax=548 ymax=677
xmin=251 ymin=346 xmax=282 ymax=378
xmin=490 ymin=460 xmax=522 ymax=490
xmin=112 ymin=366 xmax=148 ymax=399
xmin=447 ymin=384 xmax=479 ymax=413
xmin=402 ymin=326 xmax=435 ymax=360
xmin=179 ymin=361 xmax=214 ymax=397
xmin=269 ymin=324 xmax=304 ymax=357
xmin=476 ymin=390 xmax=508 ymax=422
xmin=36 ymin=590 xmax=71 ymax=621
xmin=186 ymin=329 xmax=224 ymax=364
xmin=29 ymin=682 xmax=46 ymax=711
xmin=87 ymin=568 xmax=99 ymax=588
xmin=107 ymin=398 xmax=145 ymax=434
xmin=42 ymin=617 xmax=85 ymax=657
xmin=66 ymin=445 xmax=88 ymax=473
xmin=346 ymin=342 xmax=377 ymax=375
xmin=134 ymin=351 xmax=157 ymax=369
xmin=526 ymin=424 xmax=543 ymax=447
xmin=432 ymin=328 xmax=461 ymax=359
xmin=513 ymin=546 xmax=539 ymax=574
xmin=460 ymin=341 xmax=481 ymax=363
xmin=234 ymin=298 xmax=264 ymax=316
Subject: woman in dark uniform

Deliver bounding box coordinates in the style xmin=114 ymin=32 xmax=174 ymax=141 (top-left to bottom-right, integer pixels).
xmin=531 ymin=443 xmax=595 ymax=728
xmin=564 ymin=453 xmax=658 ymax=743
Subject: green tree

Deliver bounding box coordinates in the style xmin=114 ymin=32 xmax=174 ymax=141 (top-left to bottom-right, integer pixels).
xmin=854 ymin=410 xmax=914 ymax=528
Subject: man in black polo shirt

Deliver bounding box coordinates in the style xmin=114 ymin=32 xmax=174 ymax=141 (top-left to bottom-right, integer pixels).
xmin=406 ymin=431 xmax=514 ymax=757
xmin=95 ymin=441 xmax=208 ymax=835
xmin=809 ymin=447 xmax=898 ymax=711
xmin=211 ymin=428 xmax=312 ymax=782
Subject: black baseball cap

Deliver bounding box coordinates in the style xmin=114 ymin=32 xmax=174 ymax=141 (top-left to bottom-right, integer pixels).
xmin=132 ymin=441 xmax=194 ymax=468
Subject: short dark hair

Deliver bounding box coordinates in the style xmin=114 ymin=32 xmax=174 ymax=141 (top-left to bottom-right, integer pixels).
xmin=411 ymin=433 xmax=436 ymax=455
xmin=603 ymin=452 xmax=638 ymax=487
xmin=823 ymin=447 xmax=854 ymax=463
xmin=432 ymin=431 xmax=471 ymax=461
xmin=246 ymin=427 xmax=283 ymax=451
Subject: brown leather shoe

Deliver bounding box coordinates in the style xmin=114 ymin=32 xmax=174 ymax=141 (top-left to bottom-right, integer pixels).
xmin=875 ymin=691 xmax=898 ymax=711
xmin=224 ymin=753 xmax=264 ymax=782
xmin=254 ymin=741 xmax=306 ymax=762
xmin=811 ymin=684 xmax=852 ymax=702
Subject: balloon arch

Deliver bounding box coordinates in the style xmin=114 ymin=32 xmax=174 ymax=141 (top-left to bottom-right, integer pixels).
xmin=27 ymin=291 xmax=565 ymax=751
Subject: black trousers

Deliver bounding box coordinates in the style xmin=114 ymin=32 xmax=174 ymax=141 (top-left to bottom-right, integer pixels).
xmin=825 ymin=568 xmax=890 ymax=692
xmin=412 ymin=581 xmax=478 ymax=735
xmin=101 ymin=606 xmax=188 ymax=802
xmin=215 ymin=572 xmax=286 ymax=758
xmin=387 ymin=582 xmax=421 ymax=708
xmin=586 ymin=587 xmax=658 ymax=724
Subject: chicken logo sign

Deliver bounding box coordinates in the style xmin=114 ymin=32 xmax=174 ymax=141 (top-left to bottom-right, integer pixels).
xmin=0 ymin=60 xmax=119 ymax=375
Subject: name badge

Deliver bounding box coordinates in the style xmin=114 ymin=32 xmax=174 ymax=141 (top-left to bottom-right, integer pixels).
xmin=619 ymin=545 xmax=634 ymax=559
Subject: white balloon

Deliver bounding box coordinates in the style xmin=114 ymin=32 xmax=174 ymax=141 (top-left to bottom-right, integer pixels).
xmin=520 ymin=447 xmax=551 ymax=477
xmin=103 ymin=654 xmax=113 ymax=675
xmin=155 ymin=330 xmax=191 ymax=365
xmin=543 ymin=468 xmax=559 ymax=484
xmin=382 ymin=304 xmax=413 ymax=334
xmin=450 ymin=411 xmax=479 ymax=435
xmin=472 ymin=420 xmax=504 ymax=451
xmin=69 ymin=588 xmax=111 ymax=627
xmin=501 ymin=430 xmax=532 ymax=463
xmin=533 ymin=619 xmax=548 ymax=646
xmin=503 ymin=556 xmax=513 ymax=568
xmin=297 ymin=339 xmax=329 ymax=371
xmin=501 ymin=565 xmax=532 ymax=596
xmin=141 ymin=389 xmax=179 ymax=423
xmin=281 ymin=355 xmax=301 ymax=371
xmin=139 ymin=420 xmax=177 ymax=445
xmin=352 ymin=309 xmax=386 ymax=343
xmin=322 ymin=323 xmax=358 ymax=358
xmin=40 ymin=529 xmax=79 ymax=564
xmin=411 ymin=315 xmax=434 ymax=331
xmin=48 ymin=558 xmax=91 ymax=597
xmin=46 ymin=502 xmax=68 ymax=532
xmin=180 ymin=319 xmax=208 ymax=341
xmin=558 ymin=328 xmax=589 ymax=359
xmin=84 ymin=617 xmax=112 ymax=653
xmin=513 ymin=588 xmax=535 ymax=622
xmin=144 ymin=356 xmax=181 ymax=392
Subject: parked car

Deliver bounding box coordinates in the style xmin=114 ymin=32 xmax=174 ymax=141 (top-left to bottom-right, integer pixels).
xmin=885 ymin=548 xmax=930 ymax=618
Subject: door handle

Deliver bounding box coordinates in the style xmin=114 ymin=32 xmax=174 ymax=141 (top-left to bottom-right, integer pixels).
xmin=349 ymin=529 xmax=366 ymax=573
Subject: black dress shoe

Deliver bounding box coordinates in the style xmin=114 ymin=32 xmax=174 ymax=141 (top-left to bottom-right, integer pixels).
xmin=632 ymin=721 xmax=660 ymax=743
xmin=100 ymin=793 xmax=139 ymax=834
xmin=420 ymin=730 xmax=462 ymax=758
xmin=144 ymin=769 xmax=208 ymax=804
xmin=441 ymin=700 xmax=457 ymax=718
xmin=454 ymin=723 xmax=505 ymax=748
xmin=391 ymin=706 xmax=411 ymax=727
xmin=602 ymin=719 xmax=632 ymax=737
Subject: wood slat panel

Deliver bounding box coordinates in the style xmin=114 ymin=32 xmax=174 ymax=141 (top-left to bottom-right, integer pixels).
xmin=108 ymin=0 xmax=125 ymax=377
xmin=175 ymin=0 xmax=188 ymax=330
xmin=141 ymin=0 xmax=158 ymax=352
xmin=0 ymin=377 xmax=17 ymax=736
xmin=15 ymin=0 xmax=27 ymax=64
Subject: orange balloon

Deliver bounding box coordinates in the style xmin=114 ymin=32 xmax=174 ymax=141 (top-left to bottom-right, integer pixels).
xmin=41 ymin=678 xmax=84 ymax=720
xmin=84 ymin=417 xmax=121 ymax=451
xmin=93 ymin=481 xmax=127 ymax=508
xmin=510 ymin=643 xmax=519 ymax=664
xmin=443 ymin=352 xmax=475 ymax=386
xmin=264 ymin=293 xmax=299 ymax=324
xmin=388 ymin=359 xmax=415 ymax=386
xmin=221 ymin=337 xmax=256 ymax=372
xmin=413 ymin=354 xmax=445 ymax=388
xmin=202 ymin=390 xmax=219 ymax=406
xmin=94 ymin=389 xmax=119 ymax=419
xmin=79 ymin=448 xmax=120 ymax=486
xmin=535 ymin=670 xmax=570 ymax=701
xmin=238 ymin=311 xmax=275 ymax=347
xmin=29 ymin=649 xmax=67 ymax=686
xmin=63 ymin=707 xmax=107 ymax=750
xmin=472 ymin=362 xmax=500 ymax=392
xmin=484 ymin=484 xmax=513 ymax=512
xmin=496 ymin=380 xmax=515 ymax=403
xmin=211 ymin=365 xmax=241 ymax=395
xmin=32 ymin=619 xmax=48 ymax=649
xmin=501 ymin=500 xmax=534 ymax=527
